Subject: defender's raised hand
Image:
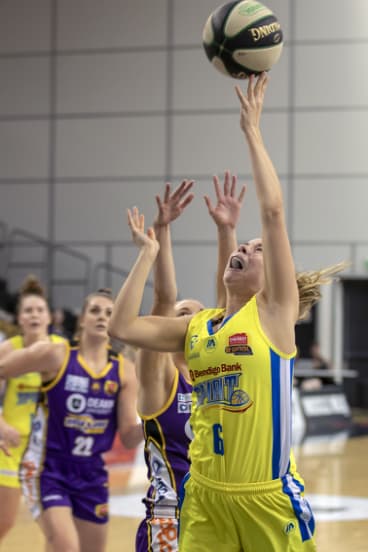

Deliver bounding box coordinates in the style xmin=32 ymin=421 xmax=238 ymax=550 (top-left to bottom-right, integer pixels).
xmin=155 ymin=180 xmax=194 ymax=227
xmin=204 ymin=170 xmax=246 ymax=229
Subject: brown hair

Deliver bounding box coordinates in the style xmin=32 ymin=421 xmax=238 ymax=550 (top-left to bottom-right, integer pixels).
xmin=17 ymin=274 xmax=48 ymax=312
xmin=296 ymin=261 xmax=349 ymax=321
xmin=74 ymin=288 xmax=114 ymax=339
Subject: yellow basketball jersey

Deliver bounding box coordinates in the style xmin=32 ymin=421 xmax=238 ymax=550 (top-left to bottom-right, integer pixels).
xmin=184 ymin=295 xmax=296 ymax=485
xmin=2 ymin=334 xmax=65 ymax=437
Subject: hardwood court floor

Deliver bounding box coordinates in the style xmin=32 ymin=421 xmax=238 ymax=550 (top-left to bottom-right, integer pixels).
xmin=2 ymin=431 xmax=368 ymax=551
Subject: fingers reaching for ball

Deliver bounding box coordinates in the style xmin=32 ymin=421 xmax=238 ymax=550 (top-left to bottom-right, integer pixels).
xmin=235 ymin=72 xmax=268 ymax=134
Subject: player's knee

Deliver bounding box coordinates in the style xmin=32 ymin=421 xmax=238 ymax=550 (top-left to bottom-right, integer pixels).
xmin=45 ymin=531 xmax=79 ymax=552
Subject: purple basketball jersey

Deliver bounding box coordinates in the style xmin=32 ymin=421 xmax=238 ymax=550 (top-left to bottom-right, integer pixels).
xmin=142 ymin=371 xmax=192 ymax=519
xmin=43 ymin=345 xmax=122 ymax=460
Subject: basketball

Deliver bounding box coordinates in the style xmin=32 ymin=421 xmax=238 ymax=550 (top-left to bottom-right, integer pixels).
xmin=202 ymin=0 xmax=283 ymax=79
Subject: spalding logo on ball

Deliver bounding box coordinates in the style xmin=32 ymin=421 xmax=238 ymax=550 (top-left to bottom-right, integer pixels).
xmin=202 ymin=0 xmax=283 ymax=79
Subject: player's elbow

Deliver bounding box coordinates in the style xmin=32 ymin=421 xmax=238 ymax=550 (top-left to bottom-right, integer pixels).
xmin=107 ymin=318 xmax=125 ymax=342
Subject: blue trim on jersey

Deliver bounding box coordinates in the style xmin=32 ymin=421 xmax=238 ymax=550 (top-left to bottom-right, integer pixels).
xmin=271 ymin=350 xmax=281 ymax=479
xmin=177 ymin=471 xmax=191 ymax=539
xmin=207 ymin=312 xmax=236 ymax=336
xmin=282 ymin=474 xmax=315 ymax=542
xmin=218 ymin=312 xmax=236 ymax=329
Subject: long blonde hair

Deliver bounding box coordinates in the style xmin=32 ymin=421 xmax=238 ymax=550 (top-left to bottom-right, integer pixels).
xmin=296 ymin=261 xmax=349 ymax=321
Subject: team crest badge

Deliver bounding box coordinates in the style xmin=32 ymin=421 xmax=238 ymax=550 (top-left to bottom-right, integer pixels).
xmin=104 ymin=380 xmax=118 ymax=395
xmin=95 ymin=503 xmax=109 ymax=518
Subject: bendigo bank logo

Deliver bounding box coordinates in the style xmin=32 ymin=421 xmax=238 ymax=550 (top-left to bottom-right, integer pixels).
xmin=225 ymin=333 xmax=253 ymax=355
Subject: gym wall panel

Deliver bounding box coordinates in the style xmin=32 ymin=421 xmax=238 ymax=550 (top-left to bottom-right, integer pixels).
xmin=0 ymin=182 xmax=48 ymax=237
xmin=112 ymin=244 xmax=152 ymax=279
xmin=294 ymin=112 xmax=368 ymax=175
xmin=295 ymin=0 xmax=368 ymax=41
xmin=57 ymin=51 xmax=167 ymax=113
xmin=172 ymin=244 xmax=218 ymax=306
xmin=171 ymin=111 xmax=289 ymax=176
xmin=0 ymin=120 xmax=49 ymax=178
xmin=293 ymin=178 xmax=368 ymax=242
xmin=55 ymin=117 xmax=166 ymax=178
xmin=292 ymin=245 xmax=352 ymax=274
xmin=54 ymin=180 xmax=162 ymax=241
xmin=57 ymin=0 xmax=168 ymax=50
xmin=0 ymin=57 xmax=50 ymax=115
xmin=294 ymin=44 xmax=368 ymax=107
xmin=0 ymin=0 xmax=51 ymax=53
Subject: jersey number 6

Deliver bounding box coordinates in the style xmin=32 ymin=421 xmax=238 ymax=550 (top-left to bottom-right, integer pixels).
xmin=212 ymin=423 xmax=224 ymax=456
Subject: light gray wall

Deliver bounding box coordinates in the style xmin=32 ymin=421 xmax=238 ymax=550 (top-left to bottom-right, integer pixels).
xmin=1 ymin=0 xmax=368 ymax=339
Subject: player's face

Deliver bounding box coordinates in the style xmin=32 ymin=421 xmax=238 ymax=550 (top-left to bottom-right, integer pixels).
xmin=80 ymin=296 xmax=114 ymax=339
xmin=224 ymin=238 xmax=264 ymax=291
xmin=174 ymin=299 xmax=204 ymax=317
xmin=18 ymin=295 xmax=50 ymax=337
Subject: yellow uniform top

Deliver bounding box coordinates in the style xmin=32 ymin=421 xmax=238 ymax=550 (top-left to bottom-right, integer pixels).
xmin=184 ymin=295 xmax=296 ymax=486
xmin=2 ymin=334 xmax=66 ymax=437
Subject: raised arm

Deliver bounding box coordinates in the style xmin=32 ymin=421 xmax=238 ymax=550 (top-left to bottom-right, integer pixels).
xmin=136 ymin=182 xmax=194 ymax=397
xmin=235 ymin=74 xmax=298 ymax=323
xmin=108 ymin=207 xmax=190 ymax=352
xmin=204 ymin=171 xmax=245 ymax=308
xmin=152 ymin=180 xmax=194 ymax=315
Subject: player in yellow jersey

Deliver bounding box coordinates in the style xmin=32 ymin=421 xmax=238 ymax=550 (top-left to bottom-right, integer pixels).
xmin=110 ymin=175 xmax=245 ymax=552
xmin=108 ymin=73 xmax=346 ymax=551
xmin=0 ymin=275 xmax=65 ymax=546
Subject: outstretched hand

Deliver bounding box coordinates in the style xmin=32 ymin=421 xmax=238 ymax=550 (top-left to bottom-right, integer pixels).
xmin=127 ymin=207 xmax=160 ymax=257
xmin=204 ymin=170 xmax=246 ymax=229
xmin=155 ymin=180 xmax=194 ymax=227
xmin=235 ymin=72 xmax=268 ymax=134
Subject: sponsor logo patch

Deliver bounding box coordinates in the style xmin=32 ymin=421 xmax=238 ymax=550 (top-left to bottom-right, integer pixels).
xmin=225 ymin=333 xmax=253 ymax=355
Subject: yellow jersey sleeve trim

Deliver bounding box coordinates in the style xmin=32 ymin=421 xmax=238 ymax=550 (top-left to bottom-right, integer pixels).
xmin=42 ymin=341 xmax=70 ymax=392
xmin=252 ymin=295 xmax=297 ymax=360
xmin=139 ymin=368 xmax=179 ymax=421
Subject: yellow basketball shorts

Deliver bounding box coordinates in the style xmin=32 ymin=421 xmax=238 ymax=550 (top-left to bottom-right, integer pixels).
xmin=178 ymin=471 xmax=316 ymax=552
xmin=0 ymin=436 xmax=28 ymax=488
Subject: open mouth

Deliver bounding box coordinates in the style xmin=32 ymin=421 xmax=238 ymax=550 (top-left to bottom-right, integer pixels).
xmin=229 ymin=255 xmax=244 ymax=270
